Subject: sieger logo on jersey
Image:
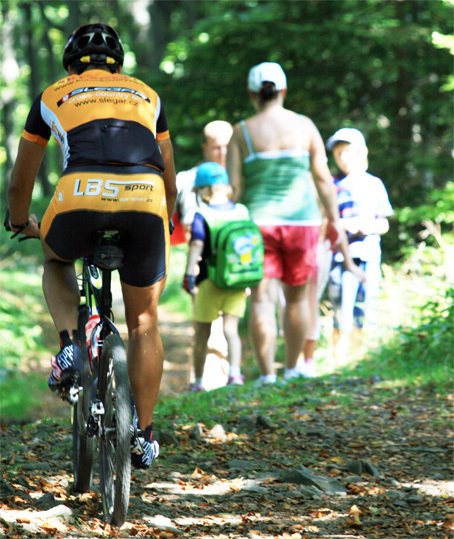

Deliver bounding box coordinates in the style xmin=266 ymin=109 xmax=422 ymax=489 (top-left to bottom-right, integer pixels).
xmin=57 ymin=87 xmax=151 ymax=107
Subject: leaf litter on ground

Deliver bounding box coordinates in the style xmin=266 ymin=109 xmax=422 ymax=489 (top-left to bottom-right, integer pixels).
xmin=1 ymin=375 xmax=453 ymax=538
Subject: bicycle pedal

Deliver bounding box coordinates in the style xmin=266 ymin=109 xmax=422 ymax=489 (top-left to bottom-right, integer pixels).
xmin=67 ymin=386 xmax=80 ymax=405
xmin=57 ymin=384 xmax=79 ymax=405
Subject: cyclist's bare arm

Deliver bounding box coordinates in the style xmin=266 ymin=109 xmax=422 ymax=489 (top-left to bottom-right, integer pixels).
xmin=8 ymin=137 xmax=44 ymax=238
xmin=158 ymin=138 xmax=177 ymax=218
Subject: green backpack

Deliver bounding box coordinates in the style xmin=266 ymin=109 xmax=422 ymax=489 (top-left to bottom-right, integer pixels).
xmin=198 ymin=204 xmax=264 ymax=290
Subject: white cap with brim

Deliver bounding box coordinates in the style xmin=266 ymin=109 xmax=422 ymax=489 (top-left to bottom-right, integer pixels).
xmin=326 ymin=128 xmax=367 ymax=151
xmin=247 ymin=62 xmax=287 ymax=92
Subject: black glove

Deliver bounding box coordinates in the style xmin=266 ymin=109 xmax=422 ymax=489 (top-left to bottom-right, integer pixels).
xmin=4 ymin=209 xmax=11 ymax=232
xmin=183 ymin=274 xmax=196 ymax=294
xmin=4 ymin=209 xmax=34 ymax=241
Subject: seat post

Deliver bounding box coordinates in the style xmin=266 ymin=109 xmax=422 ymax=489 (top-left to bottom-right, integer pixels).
xmin=100 ymin=269 xmax=113 ymax=319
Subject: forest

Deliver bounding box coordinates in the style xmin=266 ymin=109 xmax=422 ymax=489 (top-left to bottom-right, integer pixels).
xmin=1 ymin=2 xmax=453 ymax=536
xmin=1 ymin=0 xmax=453 ymax=262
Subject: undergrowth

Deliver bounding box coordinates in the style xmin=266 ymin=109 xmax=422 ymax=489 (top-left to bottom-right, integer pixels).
xmin=0 ymin=236 xmax=452 ymax=423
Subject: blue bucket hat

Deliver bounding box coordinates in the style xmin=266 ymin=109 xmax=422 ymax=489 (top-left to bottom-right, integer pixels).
xmin=194 ymin=162 xmax=229 ymax=188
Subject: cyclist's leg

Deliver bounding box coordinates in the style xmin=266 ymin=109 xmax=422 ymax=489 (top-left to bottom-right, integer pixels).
xmin=121 ymin=277 xmax=166 ymax=431
xmin=41 ymin=237 xmax=79 ymax=334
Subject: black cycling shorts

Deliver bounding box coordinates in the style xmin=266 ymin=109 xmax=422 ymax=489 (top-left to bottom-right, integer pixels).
xmin=41 ymin=167 xmax=170 ymax=287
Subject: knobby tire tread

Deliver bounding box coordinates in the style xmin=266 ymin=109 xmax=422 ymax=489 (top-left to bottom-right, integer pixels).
xmin=72 ymin=305 xmax=94 ymax=492
xmin=98 ymin=334 xmax=131 ymax=527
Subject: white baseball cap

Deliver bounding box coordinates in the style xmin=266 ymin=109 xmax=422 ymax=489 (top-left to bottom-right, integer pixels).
xmin=247 ymin=62 xmax=287 ymax=92
xmin=326 ymin=128 xmax=367 ymax=151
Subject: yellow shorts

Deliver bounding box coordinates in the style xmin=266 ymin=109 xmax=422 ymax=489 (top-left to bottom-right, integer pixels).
xmin=194 ymin=279 xmax=247 ymax=323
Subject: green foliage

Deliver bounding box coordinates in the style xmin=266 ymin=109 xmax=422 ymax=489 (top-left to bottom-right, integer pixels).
xmin=349 ymin=284 xmax=453 ymax=391
xmin=0 ymin=269 xmax=48 ymax=370
xmin=384 ymin=182 xmax=454 ymax=261
xmin=2 ymin=0 xmax=453 ymax=263
xmin=396 ymin=181 xmax=454 ymax=227
xmin=160 ymin=244 xmax=192 ymax=318
xmin=0 ymin=372 xmax=49 ymax=421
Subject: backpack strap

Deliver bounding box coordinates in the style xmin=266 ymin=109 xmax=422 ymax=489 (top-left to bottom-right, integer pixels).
xmin=240 ymin=120 xmax=256 ymax=157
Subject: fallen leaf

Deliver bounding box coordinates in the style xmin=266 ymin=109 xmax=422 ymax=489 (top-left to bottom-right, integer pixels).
xmin=443 ymin=516 xmax=454 ymax=531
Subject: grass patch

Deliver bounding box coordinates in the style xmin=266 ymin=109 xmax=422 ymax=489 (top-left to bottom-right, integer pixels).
xmin=1 ymin=235 xmax=452 ymax=427
xmin=0 ymin=371 xmax=49 ymax=421
xmin=159 ymin=244 xmax=192 ymax=318
xmin=0 ymin=269 xmax=52 ymax=371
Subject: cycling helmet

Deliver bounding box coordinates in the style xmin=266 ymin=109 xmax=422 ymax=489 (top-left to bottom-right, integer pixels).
xmin=63 ymin=23 xmax=124 ymax=73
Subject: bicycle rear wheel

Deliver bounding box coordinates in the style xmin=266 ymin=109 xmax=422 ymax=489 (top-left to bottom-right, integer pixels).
xmin=98 ymin=334 xmax=131 ymax=526
xmin=72 ymin=305 xmax=94 ymax=493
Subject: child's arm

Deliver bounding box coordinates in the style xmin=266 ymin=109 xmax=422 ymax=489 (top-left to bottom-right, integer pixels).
xmin=183 ymin=239 xmax=204 ymax=294
xmin=341 ymin=216 xmax=389 ymax=236
xmin=358 ymin=217 xmax=389 ymax=236
xmin=327 ymin=222 xmax=366 ymax=284
xmin=339 ymin=232 xmax=366 ymax=283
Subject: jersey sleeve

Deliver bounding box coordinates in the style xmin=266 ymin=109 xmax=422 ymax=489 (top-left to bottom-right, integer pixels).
xmin=155 ymin=100 xmax=170 ymax=142
xmin=190 ymin=212 xmax=207 ymax=243
xmin=22 ymin=93 xmax=51 ymax=147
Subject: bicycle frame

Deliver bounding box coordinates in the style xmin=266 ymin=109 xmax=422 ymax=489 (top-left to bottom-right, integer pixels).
xmin=79 ymin=260 xmax=120 ymax=372
xmin=73 ymin=230 xmax=133 ymax=525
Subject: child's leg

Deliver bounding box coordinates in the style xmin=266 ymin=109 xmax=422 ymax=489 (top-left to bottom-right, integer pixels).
xmin=363 ymin=261 xmax=382 ymax=331
xmin=193 ymin=321 xmax=211 ymax=379
xmin=223 ymin=314 xmax=241 ymax=369
xmin=340 ymin=268 xmax=360 ymax=334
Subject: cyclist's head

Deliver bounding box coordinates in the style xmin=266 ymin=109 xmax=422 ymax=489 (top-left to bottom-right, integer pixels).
xmin=63 ymin=23 xmax=124 ymax=74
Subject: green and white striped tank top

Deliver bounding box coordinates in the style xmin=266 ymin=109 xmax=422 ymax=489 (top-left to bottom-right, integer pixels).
xmin=240 ymin=120 xmax=322 ymax=226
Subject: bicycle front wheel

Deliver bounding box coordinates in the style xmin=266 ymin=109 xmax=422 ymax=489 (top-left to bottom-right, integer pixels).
xmin=98 ymin=334 xmax=131 ymax=526
xmin=72 ymin=305 xmax=94 ymax=493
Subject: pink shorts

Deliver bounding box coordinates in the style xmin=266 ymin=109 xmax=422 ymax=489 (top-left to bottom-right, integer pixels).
xmin=258 ymin=225 xmax=321 ymax=286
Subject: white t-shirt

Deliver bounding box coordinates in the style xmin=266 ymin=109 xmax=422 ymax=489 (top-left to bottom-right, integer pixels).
xmin=333 ymin=171 xmax=393 ymax=263
xmin=176 ymin=166 xmax=199 ymax=226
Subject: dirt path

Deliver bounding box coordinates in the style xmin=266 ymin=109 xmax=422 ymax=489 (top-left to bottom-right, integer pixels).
xmin=2 ymin=291 xmax=453 ymax=538
xmin=1 ymin=374 xmax=453 ymax=538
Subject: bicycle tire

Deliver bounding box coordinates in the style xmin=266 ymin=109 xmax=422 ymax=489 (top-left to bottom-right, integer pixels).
xmin=98 ymin=334 xmax=131 ymax=526
xmin=72 ymin=305 xmax=94 ymax=493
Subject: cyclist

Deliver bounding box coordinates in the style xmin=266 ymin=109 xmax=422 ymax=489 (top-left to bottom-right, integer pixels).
xmin=7 ymin=23 xmax=177 ymax=469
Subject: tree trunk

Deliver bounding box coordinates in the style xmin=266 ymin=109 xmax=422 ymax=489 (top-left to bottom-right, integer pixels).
xmin=1 ymin=2 xmax=18 ymax=204
xmin=23 ymin=2 xmax=52 ymax=196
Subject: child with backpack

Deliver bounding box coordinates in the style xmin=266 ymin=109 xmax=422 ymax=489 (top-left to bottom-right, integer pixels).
xmin=183 ymin=162 xmax=264 ymax=391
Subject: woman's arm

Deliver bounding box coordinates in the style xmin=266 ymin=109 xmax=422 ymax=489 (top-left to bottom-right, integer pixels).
xmin=226 ymin=124 xmax=245 ymax=203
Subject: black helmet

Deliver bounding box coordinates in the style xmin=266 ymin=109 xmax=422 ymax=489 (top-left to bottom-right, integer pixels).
xmin=63 ymin=23 xmax=124 ymax=73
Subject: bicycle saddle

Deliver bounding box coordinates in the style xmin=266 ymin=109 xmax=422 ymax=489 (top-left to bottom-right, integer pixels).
xmin=92 ymin=229 xmax=125 ymax=270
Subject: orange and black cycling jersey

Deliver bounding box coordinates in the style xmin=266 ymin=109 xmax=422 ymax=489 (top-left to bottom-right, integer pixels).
xmin=22 ymin=69 xmax=170 ymax=173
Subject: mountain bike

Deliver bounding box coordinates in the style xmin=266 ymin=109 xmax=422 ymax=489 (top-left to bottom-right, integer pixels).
xmin=72 ymin=228 xmax=135 ymax=527
xmin=4 ymin=213 xmax=135 ymax=526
